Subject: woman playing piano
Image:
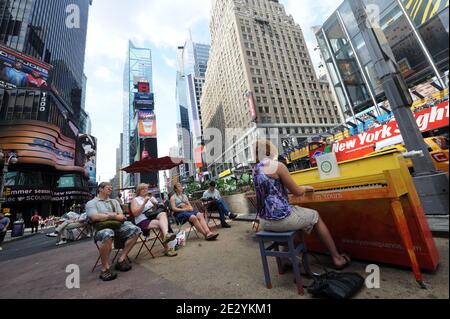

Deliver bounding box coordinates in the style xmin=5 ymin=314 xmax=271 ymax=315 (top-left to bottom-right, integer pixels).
xmin=253 ymin=139 xmax=351 ymax=270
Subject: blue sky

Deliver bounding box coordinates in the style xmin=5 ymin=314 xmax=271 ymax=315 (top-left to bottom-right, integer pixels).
xmin=84 ymin=0 xmax=341 ymax=182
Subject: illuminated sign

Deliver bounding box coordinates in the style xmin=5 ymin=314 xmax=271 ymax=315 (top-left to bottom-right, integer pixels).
xmin=0 ymin=120 xmax=85 ymax=173
xmin=138 ymin=110 xmax=157 ymax=138
xmin=0 ymin=44 xmax=52 ymax=89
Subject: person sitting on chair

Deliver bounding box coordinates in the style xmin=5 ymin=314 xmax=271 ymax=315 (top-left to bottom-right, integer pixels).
xmin=170 ymin=183 xmax=219 ymax=241
xmin=46 ymin=211 xmax=90 ymax=245
xmin=86 ymin=182 xmax=142 ymax=282
xmin=202 ymin=181 xmax=238 ymax=228
xmin=253 ymin=139 xmax=351 ymax=270
xmin=130 ymin=183 xmax=177 ymax=257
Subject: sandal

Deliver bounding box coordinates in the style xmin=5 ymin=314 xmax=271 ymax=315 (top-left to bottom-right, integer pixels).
xmin=206 ymin=233 xmax=219 ymax=241
xmin=99 ymin=269 xmax=117 ymax=282
xmin=334 ymin=254 xmax=351 ymax=270
xmin=115 ymin=259 xmax=132 ymax=272
xmin=165 ymin=249 xmax=178 ymax=257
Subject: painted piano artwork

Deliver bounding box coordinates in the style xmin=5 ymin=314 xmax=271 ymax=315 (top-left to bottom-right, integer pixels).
xmin=290 ymin=150 xmax=440 ymax=287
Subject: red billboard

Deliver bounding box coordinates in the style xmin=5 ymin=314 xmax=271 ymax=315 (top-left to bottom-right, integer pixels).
xmin=311 ymin=102 xmax=449 ymax=163
xmin=246 ymin=92 xmax=257 ymax=121
xmin=0 ymin=44 xmax=52 ymax=89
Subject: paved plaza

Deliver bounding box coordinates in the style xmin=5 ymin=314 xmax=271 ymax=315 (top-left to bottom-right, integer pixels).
xmin=0 ymin=220 xmax=448 ymax=299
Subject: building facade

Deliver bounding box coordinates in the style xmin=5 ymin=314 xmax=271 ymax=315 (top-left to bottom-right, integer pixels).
xmin=315 ymin=0 xmax=449 ymax=122
xmin=121 ymin=41 xmax=157 ymax=189
xmin=201 ymin=0 xmax=342 ymax=178
xmin=0 ymin=0 xmax=93 ymax=126
xmin=0 ymin=1 xmax=93 ymax=225
xmin=175 ymin=39 xmax=210 ymax=179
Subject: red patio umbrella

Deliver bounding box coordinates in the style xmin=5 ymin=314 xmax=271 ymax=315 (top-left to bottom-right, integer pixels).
xmin=121 ymin=156 xmax=184 ymax=173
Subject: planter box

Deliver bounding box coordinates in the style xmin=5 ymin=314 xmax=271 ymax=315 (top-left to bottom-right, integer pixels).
xmin=222 ymin=193 xmax=256 ymax=215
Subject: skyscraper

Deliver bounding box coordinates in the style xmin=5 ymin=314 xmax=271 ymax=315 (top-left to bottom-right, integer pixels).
xmin=122 ymin=41 xmax=156 ymax=188
xmin=0 ymin=0 xmax=93 ymax=124
xmin=176 ymin=38 xmax=210 ymax=179
xmin=201 ymin=0 xmax=342 ymax=178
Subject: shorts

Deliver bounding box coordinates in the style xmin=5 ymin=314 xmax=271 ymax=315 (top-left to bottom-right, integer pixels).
xmin=94 ymin=221 xmax=142 ymax=244
xmin=175 ymin=210 xmax=200 ymax=223
xmin=261 ymin=206 xmax=319 ymax=235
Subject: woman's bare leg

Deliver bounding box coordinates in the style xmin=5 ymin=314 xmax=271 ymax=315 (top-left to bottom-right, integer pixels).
xmin=313 ymin=217 xmax=349 ymax=267
xmin=189 ymin=215 xmax=208 ymax=237
xmin=197 ymin=213 xmax=214 ymax=236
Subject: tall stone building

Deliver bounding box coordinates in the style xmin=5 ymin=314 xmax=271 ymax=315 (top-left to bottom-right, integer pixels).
xmin=201 ymin=0 xmax=343 ymax=178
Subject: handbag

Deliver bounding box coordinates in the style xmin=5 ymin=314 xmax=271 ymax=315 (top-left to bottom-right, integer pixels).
xmin=307 ymin=271 xmax=365 ymax=299
xmin=95 ymin=220 xmax=123 ymax=231
xmin=144 ymin=206 xmax=166 ymax=220
xmin=94 ymin=200 xmax=124 ymax=231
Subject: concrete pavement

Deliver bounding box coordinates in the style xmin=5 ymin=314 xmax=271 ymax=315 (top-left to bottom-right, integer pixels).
xmin=0 ymin=220 xmax=448 ymax=299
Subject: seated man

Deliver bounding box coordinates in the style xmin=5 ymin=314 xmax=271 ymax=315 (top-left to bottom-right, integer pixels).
xmin=202 ymin=181 xmax=238 ymax=228
xmin=46 ymin=212 xmax=91 ymax=245
xmin=86 ymin=182 xmax=142 ymax=282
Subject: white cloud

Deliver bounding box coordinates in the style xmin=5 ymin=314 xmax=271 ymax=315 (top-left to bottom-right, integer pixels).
xmin=163 ymin=55 xmax=176 ymax=69
xmin=84 ymin=0 xmax=341 ymax=182
xmin=137 ymin=0 xmax=211 ymax=49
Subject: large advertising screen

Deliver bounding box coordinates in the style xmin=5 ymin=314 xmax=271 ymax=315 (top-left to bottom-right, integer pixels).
xmin=138 ymin=110 xmax=157 ymax=138
xmin=0 ymin=44 xmax=52 ymax=89
xmin=134 ymin=92 xmax=154 ymax=109
xmin=0 ymin=120 xmax=84 ymax=173
xmin=76 ymin=134 xmax=97 ymax=189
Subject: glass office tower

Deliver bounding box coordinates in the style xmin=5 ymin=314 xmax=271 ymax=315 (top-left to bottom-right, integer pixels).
xmin=0 ymin=0 xmax=93 ymax=123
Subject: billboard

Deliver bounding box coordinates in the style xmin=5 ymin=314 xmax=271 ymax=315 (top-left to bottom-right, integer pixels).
xmin=134 ymin=92 xmax=154 ymax=109
xmin=310 ymin=102 xmax=449 ymax=164
xmin=401 ymin=0 xmax=449 ymax=27
xmin=0 ymin=120 xmax=84 ymax=173
xmin=0 ymin=44 xmax=52 ymax=89
xmin=246 ymin=92 xmax=257 ymax=121
xmin=76 ymin=134 xmax=98 ymax=189
xmin=138 ymin=110 xmax=157 ymax=138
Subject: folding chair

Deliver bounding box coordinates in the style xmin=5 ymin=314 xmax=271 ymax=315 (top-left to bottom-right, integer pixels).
xmin=162 ymin=198 xmax=199 ymax=240
xmin=194 ymin=200 xmax=219 ymax=228
xmin=75 ymin=222 xmax=92 ymax=241
xmin=135 ymin=228 xmax=164 ymax=260
xmin=91 ymin=236 xmax=130 ymax=273
xmin=246 ymin=194 xmax=260 ymax=232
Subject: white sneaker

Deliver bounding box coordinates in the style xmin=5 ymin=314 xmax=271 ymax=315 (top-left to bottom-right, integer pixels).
xmin=46 ymin=232 xmax=58 ymax=238
xmin=0 ymin=247 xmax=3 ymax=251
xmin=56 ymin=239 xmax=67 ymax=246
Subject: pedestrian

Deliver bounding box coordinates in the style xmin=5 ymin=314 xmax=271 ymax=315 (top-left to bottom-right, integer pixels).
xmin=0 ymin=212 xmax=11 ymax=251
xmin=30 ymin=211 xmax=40 ymax=234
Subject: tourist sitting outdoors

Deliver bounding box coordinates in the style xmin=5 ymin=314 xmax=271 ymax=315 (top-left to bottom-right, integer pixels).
xmin=253 ymin=139 xmax=351 ymax=270
xmin=170 ymin=182 xmax=219 ymax=241
xmin=202 ymin=181 xmax=238 ymax=228
xmin=0 ymin=211 xmax=10 ymax=251
xmin=46 ymin=211 xmax=91 ymax=245
xmin=86 ymin=182 xmax=142 ymax=282
xmin=130 ymin=183 xmax=177 ymax=257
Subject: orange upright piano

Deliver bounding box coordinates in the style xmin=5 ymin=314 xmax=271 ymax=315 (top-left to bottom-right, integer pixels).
xmin=290 ymin=150 xmax=440 ymax=287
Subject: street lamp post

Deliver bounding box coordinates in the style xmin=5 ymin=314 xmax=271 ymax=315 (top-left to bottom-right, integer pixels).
xmin=349 ymin=0 xmax=449 ymax=216
xmin=0 ymin=150 xmax=19 ymax=212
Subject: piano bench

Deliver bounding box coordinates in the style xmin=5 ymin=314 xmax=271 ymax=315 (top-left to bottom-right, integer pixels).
xmin=256 ymin=230 xmax=310 ymax=295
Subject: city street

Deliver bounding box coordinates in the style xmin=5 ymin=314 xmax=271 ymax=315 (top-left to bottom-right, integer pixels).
xmin=0 ymin=221 xmax=448 ymax=299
